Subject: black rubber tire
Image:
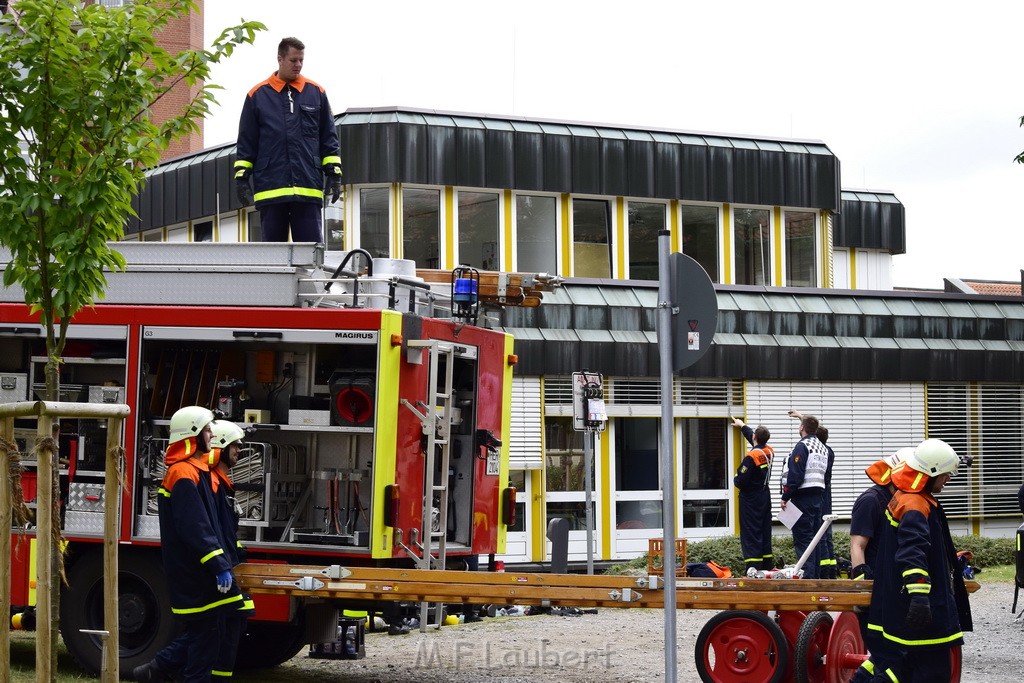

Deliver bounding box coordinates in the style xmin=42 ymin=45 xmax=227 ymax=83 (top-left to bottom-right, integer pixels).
xmin=235 ymin=615 xmax=308 ymax=670
xmin=59 ymin=548 xmax=177 ymax=676
xmin=695 ymin=610 xmax=789 ymax=683
xmin=794 ymin=611 xmax=833 ymax=683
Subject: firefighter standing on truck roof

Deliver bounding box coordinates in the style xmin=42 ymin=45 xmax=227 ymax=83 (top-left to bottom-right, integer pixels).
xmin=138 ymin=407 xmax=243 ymax=683
xmin=863 ymin=439 xmax=973 ymax=682
xmin=234 ymin=36 xmax=342 ymax=243
xmin=730 ymin=417 xmax=774 ymax=573
xmin=779 ymin=414 xmax=829 ymax=579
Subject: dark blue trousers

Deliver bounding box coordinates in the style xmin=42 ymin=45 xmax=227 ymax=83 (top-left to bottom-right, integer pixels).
xmin=789 ymin=487 xmax=823 ymax=579
xmin=738 ymin=489 xmax=773 ymax=570
xmin=259 ymin=202 xmax=322 ymax=243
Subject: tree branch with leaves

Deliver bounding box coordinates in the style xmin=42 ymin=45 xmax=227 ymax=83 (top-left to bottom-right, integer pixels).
xmin=1017 ymin=115 xmax=1024 ymax=164
xmin=0 ymin=1 xmax=264 ymax=675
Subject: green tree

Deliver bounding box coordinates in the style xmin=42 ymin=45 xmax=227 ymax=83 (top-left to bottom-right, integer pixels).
xmin=0 ymin=0 xmax=263 ymax=674
xmin=1017 ymin=114 xmax=1024 ymax=164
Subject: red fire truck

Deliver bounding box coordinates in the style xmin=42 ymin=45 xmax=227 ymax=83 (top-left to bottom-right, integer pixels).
xmin=0 ymin=242 xmax=552 ymax=673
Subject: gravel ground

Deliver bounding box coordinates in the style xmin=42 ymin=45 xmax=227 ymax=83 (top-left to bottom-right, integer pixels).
xmin=269 ymin=581 xmax=1024 ymax=682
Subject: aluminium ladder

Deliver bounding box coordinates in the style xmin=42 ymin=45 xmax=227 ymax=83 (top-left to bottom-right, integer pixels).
xmin=399 ymin=340 xmax=456 ymax=631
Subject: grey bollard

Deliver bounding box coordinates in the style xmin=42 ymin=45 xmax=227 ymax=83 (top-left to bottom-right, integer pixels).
xmin=547 ymin=517 xmax=570 ymax=574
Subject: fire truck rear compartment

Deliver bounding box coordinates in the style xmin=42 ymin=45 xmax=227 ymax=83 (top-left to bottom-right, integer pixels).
xmin=134 ymin=331 xmax=481 ymax=554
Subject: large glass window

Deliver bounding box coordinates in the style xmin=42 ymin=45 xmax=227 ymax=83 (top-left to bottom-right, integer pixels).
xmin=544 ymin=417 xmax=594 ymax=531
xmin=325 ymin=197 xmax=344 ymax=252
xmin=627 ymin=202 xmax=663 ymax=280
xmin=680 ymin=418 xmax=728 ymax=529
xmin=681 ymin=205 xmax=719 ymax=282
xmin=402 ymin=188 xmax=441 ymax=268
xmin=246 ymin=211 xmax=262 ymax=242
xmin=359 ymin=187 xmax=390 ymax=258
xmin=733 ymin=207 xmax=771 ymax=285
xmin=615 ymin=418 xmax=659 ymax=492
xmin=193 ymin=221 xmax=213 ymax=243
xmin=457 ymin=191 xmax=499 ymax=270
xmin=681 ymin=418 xmax=727 ymax=491
xmin=614 ymin=418 xmax=662 ymax=530
xmin=516 ymin=195 xmax=557 ymax=274
xmin=785 ymin=210 xmax=817 ymax=287
xmin=573 ymin=199 xmax=611 ymax=278
xmin=545 ymin=417 xmax=584 ymax=492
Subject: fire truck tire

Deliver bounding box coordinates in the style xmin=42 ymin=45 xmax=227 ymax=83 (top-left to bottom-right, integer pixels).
xmin=695 ymin=610 xmax=789 ymax=683
xmin=793 ymin=611 xmax=833 ymax=683
xmin=235 ymin=616 xmax=308 ymax=669
xmin=59 ymin=549 xmax=175 ymax=675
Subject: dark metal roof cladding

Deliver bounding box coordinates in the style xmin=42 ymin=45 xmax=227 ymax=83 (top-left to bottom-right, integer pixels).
xmin=501 ymin=281 xmax=1024 ymax=381
xmin=131 ymin=106 xmax=848 ymax=232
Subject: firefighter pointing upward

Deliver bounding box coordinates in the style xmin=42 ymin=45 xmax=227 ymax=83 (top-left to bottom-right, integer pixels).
xmin=731 ymin=417 xmax=774 ymax=573
xmin=779 ymin=414 xmax=829 ymax=579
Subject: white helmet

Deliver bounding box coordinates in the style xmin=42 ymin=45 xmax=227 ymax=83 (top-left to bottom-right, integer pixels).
xmin=884 ymin=446 xmax=916 ymax=470
xmin=865 ymin=446 xmax=915 ymax=485
xmin=210 ymin=421 xmax=245 ymax=450
xmin=168 ymin=406 xmax=216 ymax=445
xmin=906 ymin=439 xmax=960 ymax=477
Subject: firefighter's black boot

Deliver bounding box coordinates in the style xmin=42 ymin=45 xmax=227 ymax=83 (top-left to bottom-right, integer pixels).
xmin=132 ymin=661 xmax=167 ymax=683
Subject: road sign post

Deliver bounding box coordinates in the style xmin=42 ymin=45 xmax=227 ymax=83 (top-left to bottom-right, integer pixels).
xmin=572 ymin=371 xmax=605 ymax=575
xmin=658 ymin=237 xmax=720 ymax=682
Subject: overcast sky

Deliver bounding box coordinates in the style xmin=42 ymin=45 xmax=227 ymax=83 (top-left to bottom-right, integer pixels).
xmin=202 ymin=0 xmax=1024 ymax=289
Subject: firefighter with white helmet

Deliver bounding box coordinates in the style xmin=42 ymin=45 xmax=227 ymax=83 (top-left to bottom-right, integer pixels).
xmin=135 ymin=407 xmax=243 ymax=683
xmin=850 ymin=445 xmax=916 ymax=577
xmin=861 ymin=439 xmax=973 ymax=683
xmin=847 ymin=445 xmax=913 ymax=683
xmin=207 ymin=420 xmax=253 ymax=679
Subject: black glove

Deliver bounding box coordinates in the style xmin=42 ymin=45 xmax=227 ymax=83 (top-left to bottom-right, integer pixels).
xmin=851 ymin=563 xmax=873 ymax=580
xmin=904 ymin=594 xmax=932 ymax=632
xmin=236 ymin=177 xmax=254 ymax=207
xmin=324 ymin=163 xmax=343 ymax=204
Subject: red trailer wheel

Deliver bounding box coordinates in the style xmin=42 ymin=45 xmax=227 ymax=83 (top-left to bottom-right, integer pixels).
xmin=824 ymin=611 xmax=867 ymax=683
xmin=695 ymin=610 xmax=789 ymax=683
xmin=794 ymin=611 xmax=833 ymax=683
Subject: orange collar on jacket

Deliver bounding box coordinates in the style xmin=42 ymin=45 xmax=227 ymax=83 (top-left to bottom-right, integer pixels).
xmin=268 ymin=72 xmax=309 ymax=93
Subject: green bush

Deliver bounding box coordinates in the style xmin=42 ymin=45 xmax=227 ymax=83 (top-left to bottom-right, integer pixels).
xmin=607 ymin=531 xmax=1016 ymax=577
xmin=950 ymin=534 xmax=1016 ymax=567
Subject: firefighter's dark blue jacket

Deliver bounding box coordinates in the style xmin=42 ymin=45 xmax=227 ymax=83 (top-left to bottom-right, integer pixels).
xmin=157 ymin=439 xmax=243 ymax=619
xmin=734 ymin=425 xmax=773 ymax=492
xmin=849 ymin=482 xmax=893 ymax=571
xmin=210 ymin=450 xmax=256 ymax=617
xmin=234 ymin=72 xmax=341 ymax=207
xmin=866 ymin=489 xmax=972 ymax=647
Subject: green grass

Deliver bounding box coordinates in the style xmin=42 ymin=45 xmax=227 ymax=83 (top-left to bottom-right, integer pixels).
xmin=8 ymin=633 xmax=93 ymax=682
xmin=976 ymin=564 xmax=1015 ymax=583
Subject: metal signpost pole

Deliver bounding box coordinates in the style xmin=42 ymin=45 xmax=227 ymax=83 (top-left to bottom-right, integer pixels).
xmin=657 ymin=229 xmax=678 ymax=682
xmin=584 ymin=429 xmax=594 ymax=575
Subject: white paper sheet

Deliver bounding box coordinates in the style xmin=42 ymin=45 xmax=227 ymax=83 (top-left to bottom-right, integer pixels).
xmin=777 ymin=501 xmax=803 ymax=529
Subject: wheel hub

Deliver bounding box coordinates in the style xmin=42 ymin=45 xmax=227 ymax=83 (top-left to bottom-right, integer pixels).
xmin=119 ymin=593 xmax=148 ymax=634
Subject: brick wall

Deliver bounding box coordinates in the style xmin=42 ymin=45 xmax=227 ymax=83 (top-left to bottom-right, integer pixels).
xmin=152 ymin=0 xmax=205 ymax=160
xmin=9 ymin=0 xmax=208 ymax=160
